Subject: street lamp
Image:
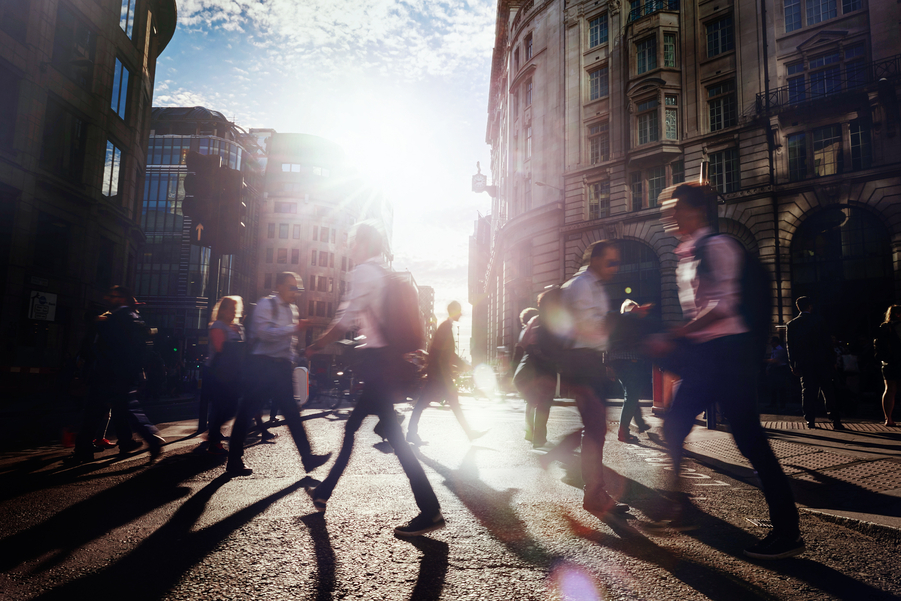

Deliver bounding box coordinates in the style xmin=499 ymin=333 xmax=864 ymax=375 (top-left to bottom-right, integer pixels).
xmin=534 ymin=181 xmax=563 ymax=192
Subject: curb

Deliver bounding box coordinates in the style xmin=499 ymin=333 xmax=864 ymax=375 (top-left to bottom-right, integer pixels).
xmin=802 ymin=508 xmax=901 ymax=546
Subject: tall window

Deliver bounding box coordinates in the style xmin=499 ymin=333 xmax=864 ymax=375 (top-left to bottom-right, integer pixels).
xmin=293 ymin=224 xmax=301 ymax=238
xmin=513 ymin=46 xmax=520 ymax=72
xmin=589 ymin=182 xmax=610 ymax=220
xmin=588 ymin=122 xmax=609 ymax=164
xmin=526 ymin=79 xmax=533 ymax=106
xmin=311 ymin=249 xmax=317 ymax=265
xmin=637 ymin=37 xmax=657 ymax=74
xmin=708 ymin=80 xmax=736 ymax=131
xmin=277 ymin=248 xmax=287 ymax=264
xmin=787 ymin=62 xmax=805 ymax=103
xmin=812 ymin=124 xmax=842 ymax=177
xmin=665 ymin=95 xmax=678 ymax=140
xmin=102 ymin=141 xmax=122 ymax=200
xmin=589 ymin=14 xmax=608 ymax=48
xmin=785 ymin=0 xmax=802 ymax=32
xmin=526 ymin=126 xmax=532 ymax=159
xmin=630 ymin=172 xmax=643 ymax=211
xmin=524 ymin=177 xmax=532 ymax=211
xmin=589 ymin=67 xmax=609 ymax=101
xmin=637 ymin=98 xmax=659 ymax=145
xmin=647 ymin=166 xmax=666 ymax=207
xmin=706 ymin=16 xmax=734 ymax=57
xmin=266 ymin=248 xmax=273 ymax=263
xmin=807 ymin=0 xmax=836 ymax=25
xmin=709 ymin=148 xmax=739 ymax=192
xmin=0 ymin=63 xmax=18 ymax=148
xmin=291 ymin=249 xmax=299 ymax=264
xmin=267 ymin=223 xmax=275 ymax=238
xmin=850 ymin=120 xmax=872 ymax=170
xmin=663 ymin=33 xmax=676 ymax=67
xmin=110 ymin=59 xmax=130 ymax=119
xmin=671 ymin=160 xmax=685 ymax=184
xmin=52 ymin=4 xmax=96 ymax=90
xmin=788 ymin=133 xmax=807 ymax=181
xmin=809 ymin=52 xmax=841 ymax=98
xmin=512 ymin=90 xmax=519 ymax=117
xmin=319 ymin=252 xmax=328 ymax=267
xmin=41 ymin=99 xmax=88 ymax=181
xmin=119 ymin=0 xmax=136 ymax=38
xmin=277 ymin=223 xmax=286 ymax=239
xmin=525 ymin=34 xmax=533 ymax=60
xmin=264 ymin=273 xmax=272 ymax=289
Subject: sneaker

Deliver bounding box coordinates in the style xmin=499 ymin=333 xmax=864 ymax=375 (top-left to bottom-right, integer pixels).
xmin=304 ymin=485 xmax=327 ymax=512
xmin=637 ymin=423 xmax=651 ymax=434
xmin=406 ymin=431 xmax=426 ymax=446
xmin=225 ymin=460 xmax=253 ymax=477
xmin=617 ymin=431 xmax=639 ymax=443
xmin=394 ymin=512 xmax=446 ymax=537
xmin=208 ymin=441 xmax=228 ymax=456
xmin=806 ymin=421 xmax=816 ymax=429
xmin=743 ymin=532 xmax=805 ymax=560
xmin=93 ymin=438 xmax=116 ymax=450
xmin=148 ymin=435 xmax=165 ymax=464
xmin=260 ymin=430 xmax=278 ymax=441
xmin=642 ymin=503 xmax=699 ymax=533
xmin=302 ymin=452 xmax=332 ymax=472
xmin=583 ymin=493 xmax=630 ymax=516
xmin=832 ymin=421 xmax=846 ymax=431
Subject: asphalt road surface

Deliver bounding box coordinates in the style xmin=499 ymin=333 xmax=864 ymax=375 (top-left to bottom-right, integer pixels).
xmin=1 ymin=395 xmax=899 ymax=600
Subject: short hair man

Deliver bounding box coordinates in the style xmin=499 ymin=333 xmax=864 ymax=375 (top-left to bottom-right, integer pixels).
xmin=540 ymin=240 xmax=630 ymax=518
xmin=406 ymin=300 xmax=484 ymax=445
xmin=226 ymin=271 xmax=330 ymax=476
xmin=785 ymin=296 xmax=842 ymax=429
xmin=305 ymin=222 xmax=444 ymax=537
xmin=649 ymin=182 xmax=803 ymax=559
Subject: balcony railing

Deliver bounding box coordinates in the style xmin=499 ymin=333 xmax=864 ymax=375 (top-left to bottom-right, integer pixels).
xmin=756 ymin=54 xmax=901 ymax=115
xmin=627 ymin=0 xmax=679 ymax=24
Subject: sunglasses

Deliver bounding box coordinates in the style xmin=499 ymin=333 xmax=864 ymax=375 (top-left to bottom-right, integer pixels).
xmin=287 ymin=286 xmax=301 ymax=292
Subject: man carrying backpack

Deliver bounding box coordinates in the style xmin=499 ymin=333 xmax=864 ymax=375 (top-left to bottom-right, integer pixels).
xmin=647 ymin=182 xmax=803 ymax=560
xmin=225 ymin=272 xmax=331 ymax=476
xmin=305 ymin=222 xmax=444 ymax=537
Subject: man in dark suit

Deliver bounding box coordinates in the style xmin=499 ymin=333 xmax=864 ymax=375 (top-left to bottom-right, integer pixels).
xmin=785 ymin=296 xmax=843 ymax=429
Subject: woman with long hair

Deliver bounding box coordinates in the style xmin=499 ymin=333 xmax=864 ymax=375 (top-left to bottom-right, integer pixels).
xmin=207 ymin=296 xmax=245 ymax=453
xmin=876 ymin=305 xmax=901 ymax=426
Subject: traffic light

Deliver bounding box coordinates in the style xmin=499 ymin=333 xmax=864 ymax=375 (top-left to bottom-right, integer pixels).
xmin=183 ymin=151 xmax=221 ymax=246
xmin=216 ymin=168 xmax=246 ymax=255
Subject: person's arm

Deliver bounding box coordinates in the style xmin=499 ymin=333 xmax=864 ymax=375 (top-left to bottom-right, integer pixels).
xmin=673 ymin=237 xmax=742 ymax=338
xmin=210 ymin=325 xmax=227 ymax=353
xmin=252 ymin=297 xmax=296 ymax=342
xmin=306 ymin=264 xmax=376 ymax=356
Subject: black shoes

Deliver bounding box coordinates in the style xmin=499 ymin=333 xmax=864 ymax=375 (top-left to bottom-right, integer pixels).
xmin=806 ymin=421 xmax=816 ymax=429
xmin=225 ymin=460 xmax=253 ymax=476
xmin=744 ymin=532 xmax=805 ymax=560
xmin=148 ymin=435 xmax=165 ymax=464
xmin=118 ymin=438 xmax=142 ymax=454
xmin=304 ymin=486 xmax=327 ymax=513
xmin=583 ymin=494 xmax=630 ymax=517
xmin=832 ymin=421 xmax=846 ymax=431
xmin=394 ymin=512 xmax=446 ymax=537
xmin=303 ymin=452 xmax=332 ymax=472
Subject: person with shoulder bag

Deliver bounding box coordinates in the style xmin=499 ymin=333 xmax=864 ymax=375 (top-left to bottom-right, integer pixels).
xmin=206 ymin=296 xmax=246 ymax=455
xmin=514 ymin=294 xmax=558 ymax=449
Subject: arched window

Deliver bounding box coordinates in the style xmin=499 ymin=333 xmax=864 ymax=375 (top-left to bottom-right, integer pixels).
xmin=608 ymin=239 xmax=661 ymax=316
xmin=790 ymin=206 xmax=893 ymax=339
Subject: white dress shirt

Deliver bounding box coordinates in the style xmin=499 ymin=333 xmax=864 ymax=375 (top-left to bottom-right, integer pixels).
xmin=250 ymin=294 xmax=299 ymax=362
xmin=330 ymin=257 xmax=388 ymax=348
xmin=562 ymin=267 xmax=611 ymax=351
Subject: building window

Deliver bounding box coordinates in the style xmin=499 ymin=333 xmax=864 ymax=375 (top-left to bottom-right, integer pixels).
xmin=329 ymin=252 xmax=335 ymax=268
xmin=526 ymin=126 xmax=532 ymax=159
xmin=0 ymin=0 xmax=29 ymax=45
xmin=331 ymin=228 xmax=336 ymax=243
xmin=707 ymin=80 xmax=736 ymax=132
xmin=787 ymin=62 xmax=805 ymax=103
xmin=266 ymin=248 xmax=273 ymax=263
xmin=339 ymin=280 xmax=346 ymax=296
xmin=706 ymin=16 xmax=734 ymax=58
xmin=267 ymin=223 xmax=275 ymax=238
xmin=308 ymin=301 xmax=315 ymax=315
xmin=119 ymin=0 xmax=136 ymax=38
xmin=274 ymin=202 xmax=297 ymax=213
xmin=588 ymin=122 xmax=609 ymax=164
xmin=277 ymin=248 xmax=287 ymax=264
xmin=784 ymin=45 xmax=866 ymax=105
xmin=524 ymin=177 xmax=532 ymax=211
xmin=647 ymin=166 xmax=666 ymax=207
xmin=513 ymin=90 xmax=519 ymax=117
xmin=589 ymin=66 xmax=609 ymax=101
xmin=293 ymin=224 xmax=301 ymax=238
xmin=671 ymin=160 xmax=685 ymax=184
xmin=291 ymin=249 xmax=299 ymax=264
xmin=328 ymin=277 xmax=334 ymax=292
xmin=663 ymin=33 xmax=676 ymax=67
xmin=807 ymin=0 xmax=836 ymax=25
xmin=809 ymin=51 xmax=841 ymax=99
xmin=513 ymin=46 xmax=520 ymax=72
xmin=630 ymin=172 xmax=643 ymax=211
xmin=110 ymin=59 xmax=130 ymax=119
xmin=264 ymin=273 xmax=272 ymax=289
xmin=709 ymin=148 xmax=739 ymax=192
xmin=589 ymin=13 xmax=608 ymax=48
xmin=665 ymin=95 xmax=678 ymax=140
xmin=40 ymin=99 xmax=88 ymax=181
xmin=319 ymin=252 xmax=328 ymax=267
xmin=526 ymin=79 xmax=533 ymax=106
xmin=311 ymin=249 xmax=317 ymax=265
xmin=341 ymin=256 xmax=347 ymax=271
xmin=279 ymin=224 xmax=288 ymax=239
xmin=785 ymin=0 xmax=801 ymax=32
xmin=102 ymin=141 xmax=122 ymax=200
xmin=843 ymin=0 xmax=861 ymax=11
xmin=637 ymin=98 xmax=660 ymax=145
xmin=525 ymin=34 xmax=533 ymax=60
xmin=636 ymin=37 xmax=657 ymax=74
xmin=53 ymin=4 xmax=96 ymax=90
xmin=0 ymin=63 xmax=18 ymax=148
xmin=812 ymin=124 xmax=843 ymax=177
xmin=788 ymin=133 xmax=807 ymax=181
xmin=588 ymin=182 xmax=610 ymax=220
xmin=318 ymin=277 xmax=326 ymax=292
xmin=850 ymin=120 xmax=871 ymax=170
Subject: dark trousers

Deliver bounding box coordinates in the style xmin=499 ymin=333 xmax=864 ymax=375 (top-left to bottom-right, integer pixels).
xmin=207 ymin=374 xmax=241 ymax=444
xmin=75 ymin=383 xmax=159 ymax=455
xmin=408 ymin=377 xmax=473 ymax=438
xmin=316 ymin=349 xmax=440 ymax=517
xmin=661 ymin=334 xmax=800 ymax=537
xmin=611 ymin=359 xmax=649 ymax=433
xmin=228 ymin=355 xmax=314 ymax=466
xmin=799 ymin=366 xmax=840 ymax=423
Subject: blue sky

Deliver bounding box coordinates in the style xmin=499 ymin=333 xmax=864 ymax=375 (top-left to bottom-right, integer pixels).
xmin=155 ymin=0 xmax=498 ymax=359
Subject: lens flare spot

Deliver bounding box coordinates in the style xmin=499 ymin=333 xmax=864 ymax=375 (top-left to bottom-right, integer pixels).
xmin=472 ymin=364 xmax=497 ymax=396
xmin=549 ymin=563 xmax=603 ymax=601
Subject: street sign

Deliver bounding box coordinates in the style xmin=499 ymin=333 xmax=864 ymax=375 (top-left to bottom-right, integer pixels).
xmin=29 ymin=291 xmax=57 ymax=321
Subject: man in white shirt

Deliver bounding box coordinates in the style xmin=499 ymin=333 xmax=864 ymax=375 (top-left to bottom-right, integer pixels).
xmin=304 ymin=223 xmax=444 ymax=537
xmin=648 ymin=182 xmax=802 ymax=560
xmin=226 ymin=271 xmax=331 ymax=476
xmin=540 ymin=240 xmax=630 ymax=518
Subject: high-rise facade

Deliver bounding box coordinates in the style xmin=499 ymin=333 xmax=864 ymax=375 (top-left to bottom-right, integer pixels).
xmin=478 ymin=0 xmax=901 ymax=365
xmin=0 ymin=0 xmax=176 ymax=392
xmin=136 ymin=107 xmax=263 ymax=366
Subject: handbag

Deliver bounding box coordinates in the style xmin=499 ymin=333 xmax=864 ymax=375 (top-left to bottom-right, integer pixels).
xmin=210 ymin=339 xmax=246 ymax=384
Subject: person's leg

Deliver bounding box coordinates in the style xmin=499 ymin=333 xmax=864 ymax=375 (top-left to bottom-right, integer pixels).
xmin=73 ymin=391 xmax=108 ymax=458
xmin=444 ymin=384 xmax=477 ymax=439
xmin=407 ymin=382 xmax=435 ymax=437
xmin=883 ymin=378 xmax=897 ymax=424
xmin=799 ymin=371 xmax=818 ymax=425
xmin=227 ymin=357 xmax=269 ymax=466
xmin=272 ymin=362 xmax=317 ymax=464
xmin=524 ymin=398 xmax=536 ymax=442
xmin=571 ymin=382 xmax=607 ymax=498
xmin=817 ymin=365 xmax=841 ymax=423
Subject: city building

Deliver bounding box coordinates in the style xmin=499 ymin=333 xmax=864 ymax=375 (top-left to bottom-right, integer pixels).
xmin=0 ymin=0 xmax=176 ymax=393
xmin=478 ymin=0 xmax=901 ymax=378
xmin=136 ymin=106 xmax=264 ymax=368
xmin=468 ymin=213 xmax=491 ymax=365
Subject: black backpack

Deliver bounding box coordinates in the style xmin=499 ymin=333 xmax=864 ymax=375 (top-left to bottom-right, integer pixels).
xmin=376 ymin=267 xmax=425 ymax=356
xmin=695 ymin=234 xmax=772 ymax=344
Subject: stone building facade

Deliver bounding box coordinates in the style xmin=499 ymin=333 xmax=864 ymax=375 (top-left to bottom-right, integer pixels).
xmin=478 ymin=0 xmax=901 ymax=367
xmin=0 ymin=0 xmax=176 ymax=392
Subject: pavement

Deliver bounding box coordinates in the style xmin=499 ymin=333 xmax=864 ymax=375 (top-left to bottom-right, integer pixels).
xmin=2 ymin=392 xmax=900 ymax=543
